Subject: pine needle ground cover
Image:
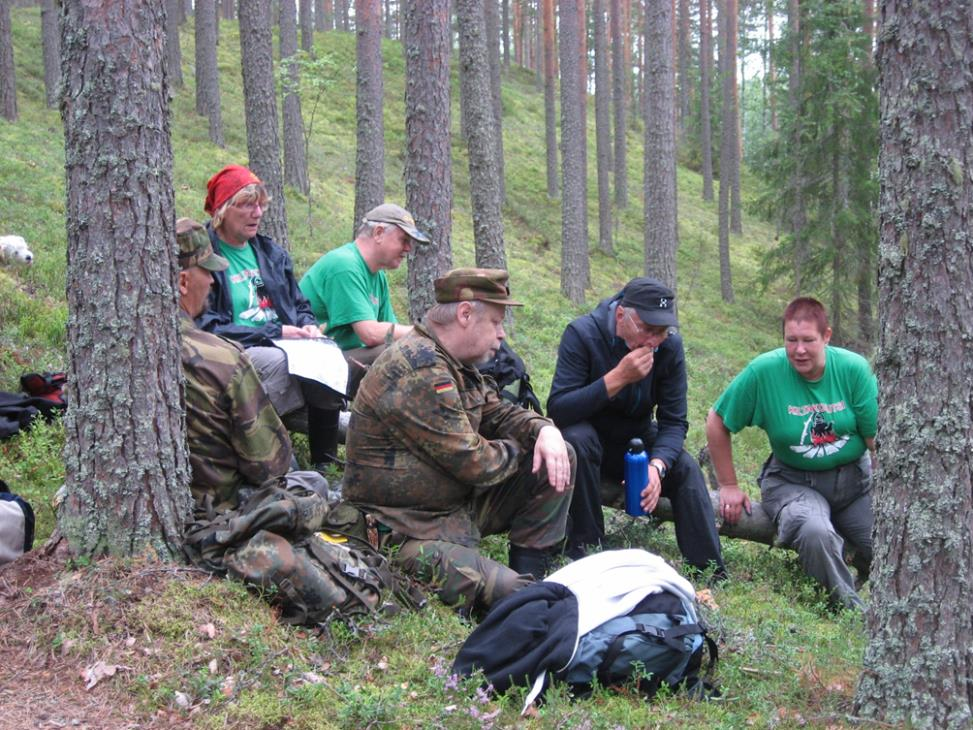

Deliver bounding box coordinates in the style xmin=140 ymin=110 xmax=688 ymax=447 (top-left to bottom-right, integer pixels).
xmin=0 ymin=9 xmax=872 ymax=728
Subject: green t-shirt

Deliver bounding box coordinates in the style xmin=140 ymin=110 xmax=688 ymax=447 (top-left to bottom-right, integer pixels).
xmin=220 ymin=241 xmax=279 ymax=328
xmin=299 ymin=242 xmax=397 ymax=350
xmin=713 ymin=346 xmax=877 ymax=471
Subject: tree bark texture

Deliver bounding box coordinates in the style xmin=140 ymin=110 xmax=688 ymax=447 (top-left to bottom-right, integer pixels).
xmin=58 ymin=0 xmax=191 ymax=560
xmin=239 ymin=0 xmax=289 ymax=248
xmin=300 ymin=0 xmax=313 ymax=50
xmin=195 ymin=0 xmax=225 ymax=147
xmin=41 ymin=0 xmax=60 ymax=108
xmin=717 ymin=0 xmax=734 ymax=302
xmin=0 ymin=0 xmax=17 ymax=121
xmin=677 ymin=0 xmax=690 ymax=142
xmin=788 ymin=0 xmax=806 ymax=291
xmin=403 ymin=0 xmax=452 ymax=323
xmin=767 ymin=1 xmax=777 ymax=131
xmin=164 ymin=0 xmax=183 ymax=88
xmin=484 ymin=0 xmax=505 ymax=205
xmin=610 ymin=0 xmax=627 ymax=207
xmin=354 ymin=0 xmax=385 ymax=232
xmin=643 ymin=0 xmax=678 ymax=289
xmin=542 ymin=0 xmax=558 ymax=198
xmin=593 ymin=0 xmax=613 ymax=255
xmin=727 ymin=0 xmax=741 ymax=234
xmin=280 ymin=0 xmax=310 ymax=195
xmin=456 ymin=0 xmax=506 ymax=271
xmin=315 ymin=0 xmax=327 ymax=30
xmin=221 ymin=0 xmax=234 ymax=19
xmin=558 ymin=0 xmax=589 ymax=304
xmin=854 ymin=3 xmax=973 ymax=726
xmin=699 ymin=0 xmax=714 ymax=200
xmin=502 ymin=0 xmax=510 ymax=68
xmin=337 ymin=0 xmax=349 ymax=30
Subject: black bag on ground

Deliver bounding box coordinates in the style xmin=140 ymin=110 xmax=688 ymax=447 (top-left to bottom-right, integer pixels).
xmin=477 ymin=341 xmax=543 ymax=414
xmin=183 ymin=478 xmax=425 ymax=624
xmin=0 ymin=479 xmax=35 ymax=566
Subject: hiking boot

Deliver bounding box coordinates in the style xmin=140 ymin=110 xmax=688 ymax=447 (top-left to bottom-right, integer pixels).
xmin=508 ymin=545 xmax=550 ymax=580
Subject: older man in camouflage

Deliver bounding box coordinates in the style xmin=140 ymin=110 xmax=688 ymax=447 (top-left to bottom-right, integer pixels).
xmin=344 ymin=268 xmax=575 ymax=615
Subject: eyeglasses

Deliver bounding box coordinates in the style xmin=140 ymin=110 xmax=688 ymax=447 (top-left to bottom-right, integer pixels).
xmin=233 ymin=199 xmax=265 ymax=213
xmin=624 ymin=309 xmax=670 ymax=338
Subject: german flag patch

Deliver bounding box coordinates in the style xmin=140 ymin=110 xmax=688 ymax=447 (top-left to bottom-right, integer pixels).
xmin=434 ymin=381 xmax=455 ymax=395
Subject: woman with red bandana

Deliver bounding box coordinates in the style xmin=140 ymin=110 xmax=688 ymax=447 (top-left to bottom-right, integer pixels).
xmin=196 ymin=164 xmax=342 ymax=467
xmin=706 ymin=297 xmax=877 ymax=611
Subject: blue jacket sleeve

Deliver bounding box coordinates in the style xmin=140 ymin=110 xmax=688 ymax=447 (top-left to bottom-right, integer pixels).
xmin=547 ymin=323 xmax=613 ymax=427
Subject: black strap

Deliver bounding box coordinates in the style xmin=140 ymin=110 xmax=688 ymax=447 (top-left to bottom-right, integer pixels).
xmin=596 ymin=620 xmax=706 ymax=687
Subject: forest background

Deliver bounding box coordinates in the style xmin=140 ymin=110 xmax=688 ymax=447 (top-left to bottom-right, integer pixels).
xmin=0 ymin=0 xmax=902 ymax=727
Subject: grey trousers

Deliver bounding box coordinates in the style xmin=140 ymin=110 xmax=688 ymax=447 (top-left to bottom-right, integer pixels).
xmin=759 ymin=452 xmax=873 ymax=610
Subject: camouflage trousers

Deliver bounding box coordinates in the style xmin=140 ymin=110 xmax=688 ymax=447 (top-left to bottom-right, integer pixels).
xmin=381 ymin=445 xmax=575 ymax=615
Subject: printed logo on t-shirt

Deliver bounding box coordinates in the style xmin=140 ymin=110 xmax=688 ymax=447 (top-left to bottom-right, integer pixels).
xmin=789 ymin=403 xmax=850 ymax=459
xmin=369 ymin=293 xmax=379 ymax=306
xmin=231 ymin=269 xmax=280 ymax=325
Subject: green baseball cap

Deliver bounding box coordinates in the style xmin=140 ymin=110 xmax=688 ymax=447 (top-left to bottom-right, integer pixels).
xmin=176 ymin=217 xmax=228 ymax=271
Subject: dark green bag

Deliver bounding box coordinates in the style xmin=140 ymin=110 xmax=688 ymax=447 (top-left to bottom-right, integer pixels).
xmin=183 ymin=478 xmax=425 ymax=624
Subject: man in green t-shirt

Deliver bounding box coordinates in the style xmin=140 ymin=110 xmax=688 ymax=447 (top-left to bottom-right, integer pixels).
xmin=300 ymin=204 xmax=430 ymax=395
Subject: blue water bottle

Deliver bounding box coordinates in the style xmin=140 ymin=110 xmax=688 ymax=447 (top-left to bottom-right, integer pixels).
xmin=624 ymin=438 xmax=649 ymax=517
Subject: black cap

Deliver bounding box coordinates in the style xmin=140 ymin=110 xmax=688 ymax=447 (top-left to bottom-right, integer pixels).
xmin=620 ymin=277 xmax=678 ymax=327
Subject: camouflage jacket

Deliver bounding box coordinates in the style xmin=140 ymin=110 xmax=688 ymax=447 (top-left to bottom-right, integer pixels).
xmin=180 ymin=314 xmax=293 ymax=512
xmin=344 ymin=324 xmax=554 ymax=545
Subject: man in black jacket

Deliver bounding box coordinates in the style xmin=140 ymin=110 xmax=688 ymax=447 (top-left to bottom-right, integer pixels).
xmin=547 ymin=278 xmax=724 ymax=576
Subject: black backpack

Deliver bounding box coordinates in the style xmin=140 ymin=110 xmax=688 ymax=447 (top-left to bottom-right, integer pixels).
xmin=477 ymin=341 xmax=543 ymax=414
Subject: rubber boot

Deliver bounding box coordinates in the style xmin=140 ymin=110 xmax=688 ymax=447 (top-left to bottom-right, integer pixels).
xmin=508 ymin=544 xmax=550 ymax=580
xmin=308 ymin=406 xmax=341 ymax=468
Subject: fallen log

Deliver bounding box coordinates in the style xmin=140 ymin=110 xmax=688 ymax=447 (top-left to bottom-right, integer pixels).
xmin=599 ymin=478 xmax=777 ymax=546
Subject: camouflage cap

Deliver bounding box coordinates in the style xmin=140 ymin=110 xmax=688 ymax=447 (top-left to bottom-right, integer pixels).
xmin=177 ymin=217 xmax=228 ymax=272
xmin=363 ymin=203 xmax=431 ymax=244
xmin=434 ymin=268 xmax=523 ymax=306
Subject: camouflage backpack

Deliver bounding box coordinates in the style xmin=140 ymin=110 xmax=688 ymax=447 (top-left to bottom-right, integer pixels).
xmin=183 ymin=478 xmax=425 ymax=624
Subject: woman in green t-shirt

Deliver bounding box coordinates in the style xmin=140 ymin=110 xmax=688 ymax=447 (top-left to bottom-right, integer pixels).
xmin=705 ymin=298 xmax=877 ymax=610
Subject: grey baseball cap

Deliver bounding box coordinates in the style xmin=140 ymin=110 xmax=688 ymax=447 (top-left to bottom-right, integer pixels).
xmin=363 ymin=203 xmax=431 ymax=244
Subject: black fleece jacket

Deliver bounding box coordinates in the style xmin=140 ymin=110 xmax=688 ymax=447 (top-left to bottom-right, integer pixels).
xmin=546 ymin=291 xmax=690 ymax=469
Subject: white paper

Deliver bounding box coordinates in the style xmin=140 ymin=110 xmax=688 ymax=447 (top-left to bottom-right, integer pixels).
xmin=272 ymin=338 xmax=348 ymax=396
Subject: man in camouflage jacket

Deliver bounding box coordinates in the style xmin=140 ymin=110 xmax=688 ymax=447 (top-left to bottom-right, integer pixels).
xmin=345 ymin=268 xmax=575 ymax=614
xmin=176 ymin=218 xmax=324 ymax=512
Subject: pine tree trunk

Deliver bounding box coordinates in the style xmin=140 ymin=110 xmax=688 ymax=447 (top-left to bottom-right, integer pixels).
xmin=239 ymin=0 xmax=290 ymax=248
xmin=337 ymin=0 xmax=349 ymax=30
xmin=855 ymin=3 xmax=973 ymax=724
xmin=857 ymin=244 xmax=873 ymax=347
xmin=643 ymin=0 xmax=677 ymax=288
xmin=484 ymin=0 xmax=506 ymax=205
xmin=0 ymin=0 xmax=18 ymax=121
xmin=829 ymin=126 xmax=846 ymax=342
xmin=58 ymin=0 xmax=191 ymax=560
xmin=41 ymin=0 xmax=60 ymax=108
xmin=593 ymin=0 xmax=613 ymax=255
xmin=677 ymin=0 xmax=690 ymax=143
xmin=610 ymin=0 xmax=627 ymax=207
xmin=164 ymin=0 xmax=183 ymax=88
xmin=717 ymin=0 xmax=734 ymax=302
xmin=727 ymin=0 xmax=742 ymax=234
xmin=353 ymin=0 xmax=385 ymax=232
xmin=300 ymin=0 xmax=313 ymax=50
xmin=315 ymin=0 xmax=326 ymax=31
xmin=767 ymin=0 xmax=776 ymax=131
xmin=195 ymin=0 xmax=224 ymax=148
xmin=502 ymin=0 xmax=510 ymax=68
xmin=558 ymin=0 xmax=588 ymax=304
xmin=280 ymin=0 xmax=310 ymax=195
xmin=221 ymin=0 xmax=234 ymax=19
xmin=577 ymin=0 xmax=588 ymax=278
xmin=788 ymin=0 xmax=806 ymax=291
xmin=457 ymin=0 xmax=507 ymax=270
xmin=403 ymin=0 xmax=452 ymax=323
xmin=184 ymin=0 xmax=193 ymax=19
xmin=699 ymin=0 xmax=714 ymax=200
xmin=542 ymin=0 xmax=558 ymax=198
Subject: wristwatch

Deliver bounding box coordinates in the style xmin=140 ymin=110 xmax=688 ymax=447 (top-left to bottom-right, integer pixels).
xmin=649 ymin=461 xmax=668 ymax=480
